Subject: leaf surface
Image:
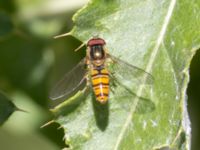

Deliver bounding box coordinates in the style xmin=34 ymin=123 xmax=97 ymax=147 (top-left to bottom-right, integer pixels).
xmin=51 ymin=0 xmax=200 ymax=149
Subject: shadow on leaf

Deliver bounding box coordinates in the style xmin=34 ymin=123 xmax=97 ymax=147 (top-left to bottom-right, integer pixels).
xmin=92 ymin=93 xmax=109 ymax=131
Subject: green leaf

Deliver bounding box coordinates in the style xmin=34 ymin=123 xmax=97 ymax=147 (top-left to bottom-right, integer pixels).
xmin=0 ymin=92 xmax=19 ymax=125
xmin=51 ymin=0 xmax=200 ymax=149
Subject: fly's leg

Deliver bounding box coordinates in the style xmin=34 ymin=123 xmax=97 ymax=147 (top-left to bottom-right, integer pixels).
xmin=85 ymin=74 xmax=90 ymax=87
xmin=79 ymin=74 xmax=91 ymax=99
xmin=82 ymin=59 xmax=91 ymax=95
xmin=109 ymin=72 xmax=118 ymax=95
xmin=85 ymin=58 xmax=91 ymax=89
xmin=105 ymin=58 xmax=117 ymax=94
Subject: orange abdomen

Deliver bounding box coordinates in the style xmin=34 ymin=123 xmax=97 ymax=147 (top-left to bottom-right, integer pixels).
xmin=91 ymin=68 xmax=109 ymax=104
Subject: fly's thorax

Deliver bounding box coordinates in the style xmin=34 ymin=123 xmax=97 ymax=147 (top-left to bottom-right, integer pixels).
xmin=87 ymin=44 xmax=107 ymax=66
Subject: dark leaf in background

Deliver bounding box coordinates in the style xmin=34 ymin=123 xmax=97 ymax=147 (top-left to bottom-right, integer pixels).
xmin=0 ymin=91 xmax=18 ymax=125
xmin=0 ymin=0 xmax=16 ymax=13
xmin=0 ymin=12 xmax=13 ymax=37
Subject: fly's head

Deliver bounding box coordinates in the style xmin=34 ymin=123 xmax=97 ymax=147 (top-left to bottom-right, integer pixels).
xmin=87 ymin=38 xmax=107 ymax=66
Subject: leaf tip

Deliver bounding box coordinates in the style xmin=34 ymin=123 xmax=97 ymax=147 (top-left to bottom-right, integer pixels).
xmin=40 ymin=120 xmax=55 ymax=128
xmin=54 ymin=32 xmax=72 ymax=39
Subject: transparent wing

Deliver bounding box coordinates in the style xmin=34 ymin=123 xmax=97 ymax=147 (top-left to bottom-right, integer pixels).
xmin=108 ymin=54 xmax=154 ymax=89
xmin=49 ymin=58 xmax=87 ymax=101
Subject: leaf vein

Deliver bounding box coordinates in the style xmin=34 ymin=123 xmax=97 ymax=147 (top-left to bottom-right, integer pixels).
xmin=113 ymin=0 xmax=177 ymax=149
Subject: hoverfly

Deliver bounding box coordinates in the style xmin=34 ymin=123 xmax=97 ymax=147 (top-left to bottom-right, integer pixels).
xmin=49 ymin=37 xmax=153 ymax=104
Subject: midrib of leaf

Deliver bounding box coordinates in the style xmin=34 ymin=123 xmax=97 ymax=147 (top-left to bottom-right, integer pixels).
xmin=113 ymin=0 xmax=177 ymax=149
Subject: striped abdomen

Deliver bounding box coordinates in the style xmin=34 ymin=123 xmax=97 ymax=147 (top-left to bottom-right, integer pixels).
xmin=91 ymin=67 xmax=109 ymax=104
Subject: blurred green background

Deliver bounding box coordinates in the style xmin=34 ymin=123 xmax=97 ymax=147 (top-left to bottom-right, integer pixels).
xmin=0 ymin=0 xmax=199 ymax=150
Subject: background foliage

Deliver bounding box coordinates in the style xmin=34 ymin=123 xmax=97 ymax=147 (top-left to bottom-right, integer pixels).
xmin=0 ymin=0 xmax=199 ymax=150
